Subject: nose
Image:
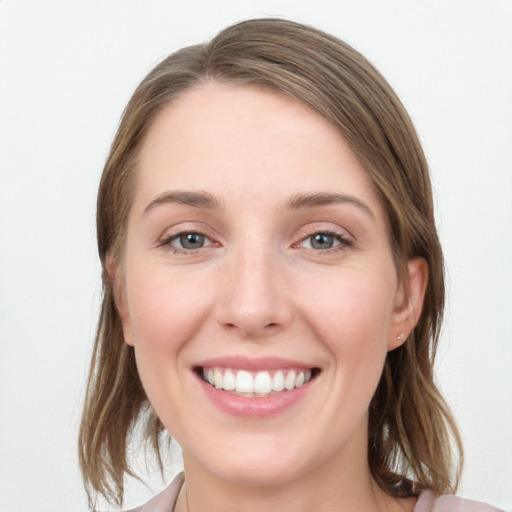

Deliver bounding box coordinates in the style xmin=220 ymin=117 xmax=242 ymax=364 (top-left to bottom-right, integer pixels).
xmin=215 ymin=243 xmax=292 ymax=340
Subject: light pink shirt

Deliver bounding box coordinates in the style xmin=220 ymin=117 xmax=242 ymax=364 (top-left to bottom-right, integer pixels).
xmin=413 ymin=489 xmax=503 ymax=512
xmin=126 ymin=473 xmax=503 ymax=512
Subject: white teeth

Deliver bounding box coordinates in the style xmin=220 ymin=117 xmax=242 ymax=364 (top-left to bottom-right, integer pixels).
xmin=272 ymin=370 xmax=285 ymax=391
xmin=223 ymin=369 xmax=236 ymax=391
xmin=235 ymin=370 xmax=254 ymax=393
xmin=202 ymin=367 xmax=315 ymax=395
xmin=254 ymin=371 xmax=272 ymax=394
xmin=285 ymin=369 xmax=296 ymax=391
xmin=214 ymin=368 xmax=223 ymax=389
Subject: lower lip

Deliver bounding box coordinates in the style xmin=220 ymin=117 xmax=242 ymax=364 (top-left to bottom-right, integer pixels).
xmin=196 ymin=373 xmax=315 ymax=418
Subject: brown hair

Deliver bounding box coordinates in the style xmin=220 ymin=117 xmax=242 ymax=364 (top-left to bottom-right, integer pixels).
xmin=79 ymin=17 xmax=463 ymax=508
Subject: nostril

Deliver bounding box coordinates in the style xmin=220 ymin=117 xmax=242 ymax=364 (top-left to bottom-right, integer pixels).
xmin=220 ymin=317 xmax=285 ymax=338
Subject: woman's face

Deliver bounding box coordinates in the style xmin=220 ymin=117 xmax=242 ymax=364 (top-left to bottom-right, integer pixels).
xmin=117 ymin=83 xmax=422 ymax=486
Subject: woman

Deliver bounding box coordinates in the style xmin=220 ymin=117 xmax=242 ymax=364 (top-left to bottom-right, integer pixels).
xmin=79 ymin=18 xmax=501 ymax=512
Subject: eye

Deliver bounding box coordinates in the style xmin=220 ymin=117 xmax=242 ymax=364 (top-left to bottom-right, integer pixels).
xmin=306 ymin=233 xmax=337 ymax=249
xmin=297 ymin=231 xmax=352 ymax=251
xmin=162 ymin=232 xmax=213 ymax=251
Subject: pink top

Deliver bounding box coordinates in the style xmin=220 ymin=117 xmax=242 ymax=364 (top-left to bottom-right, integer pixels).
xmin=126 ymin=473 xmax=503 ymax=512
xmin=413 ymin=489 xmax=503 ymax=512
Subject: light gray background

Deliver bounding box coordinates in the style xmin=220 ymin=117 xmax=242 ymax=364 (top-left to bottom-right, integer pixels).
xmin=1 ymin=1 xmax=511 ymax=510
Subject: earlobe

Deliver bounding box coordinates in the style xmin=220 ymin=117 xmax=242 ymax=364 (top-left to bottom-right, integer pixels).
xmin=106 ymin=253 xmax=135 ymax=347
xmin=388 ymin=257 xmax=428 ymax=351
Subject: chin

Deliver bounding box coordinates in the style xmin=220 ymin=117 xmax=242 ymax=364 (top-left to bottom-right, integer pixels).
xmin=208 ymin=457 xmax=305 ymax=487
xmin=183 ymin=434 xmax=314 ymax=488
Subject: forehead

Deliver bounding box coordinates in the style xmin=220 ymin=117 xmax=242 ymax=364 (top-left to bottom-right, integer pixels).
xmin=134 ymin=82 xmax=383 ymax=216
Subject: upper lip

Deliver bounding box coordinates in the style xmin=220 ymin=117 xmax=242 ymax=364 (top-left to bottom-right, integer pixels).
xmin=194 ymin=356 xmax=316 ymax=372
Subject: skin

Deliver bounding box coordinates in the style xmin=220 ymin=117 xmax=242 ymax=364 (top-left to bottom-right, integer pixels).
xmin=113 ymin=83 xmax=427 ymax=512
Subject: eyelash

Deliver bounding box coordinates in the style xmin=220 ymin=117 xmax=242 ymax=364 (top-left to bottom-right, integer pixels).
xmin=295 ymin=229 xmax=353 ymax=254
xmin=157 ymin=230 xmax=215 ymax=254
xmin=158 ymin=228 xmax=353 ymax=255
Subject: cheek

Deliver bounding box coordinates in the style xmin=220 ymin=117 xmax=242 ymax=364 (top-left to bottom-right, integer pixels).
xmin=122 ymin=259 xmax=213 ymax=399
xmin=122 ymin=263 xmax=216 ymax=431
xmin=299 ymin=270 xmax=396 ymax=343
xmin=297 ymin=269 xmax=395 ymax=389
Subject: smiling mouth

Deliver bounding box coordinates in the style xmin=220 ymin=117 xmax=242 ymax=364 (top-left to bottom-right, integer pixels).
xmin=195 ymin=367 xmax=321 ymax=397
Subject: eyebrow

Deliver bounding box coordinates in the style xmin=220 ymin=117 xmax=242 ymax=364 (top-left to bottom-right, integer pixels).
xmin=143 ymin=191 xmax=222 ymax=215
xmin=285 ymin=192 xmax=375 ymax=218
xmin=143 ymin=190 xmax=374 ymax=218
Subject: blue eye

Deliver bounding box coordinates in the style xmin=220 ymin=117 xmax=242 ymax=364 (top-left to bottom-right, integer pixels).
xmin=165 ymin=232 xmax=212 ymax=250
xmin=309 ymin=233 xmax=336 ymax=249
xmin=179 ymin=233 xmax=205 ymax=249
xmin=299 ymin=232 xmax=350 ymax=251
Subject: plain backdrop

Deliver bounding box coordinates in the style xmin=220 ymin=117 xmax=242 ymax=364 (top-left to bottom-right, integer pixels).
xmin=0 ymin=1 xmax=511 ymax=511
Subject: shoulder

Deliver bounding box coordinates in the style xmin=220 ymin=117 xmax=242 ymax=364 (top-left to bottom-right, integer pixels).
xmin=414 ymin=489 xmax=505 ymax=512
xmin=124 ymin=472 xmax=184 ymax=512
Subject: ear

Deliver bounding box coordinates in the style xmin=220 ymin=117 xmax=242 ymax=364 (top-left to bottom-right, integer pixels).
xmin=106 ymin=253 xmax=135 ymax=347
xmin=388 ymin=257 xmax=428 ymax=351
